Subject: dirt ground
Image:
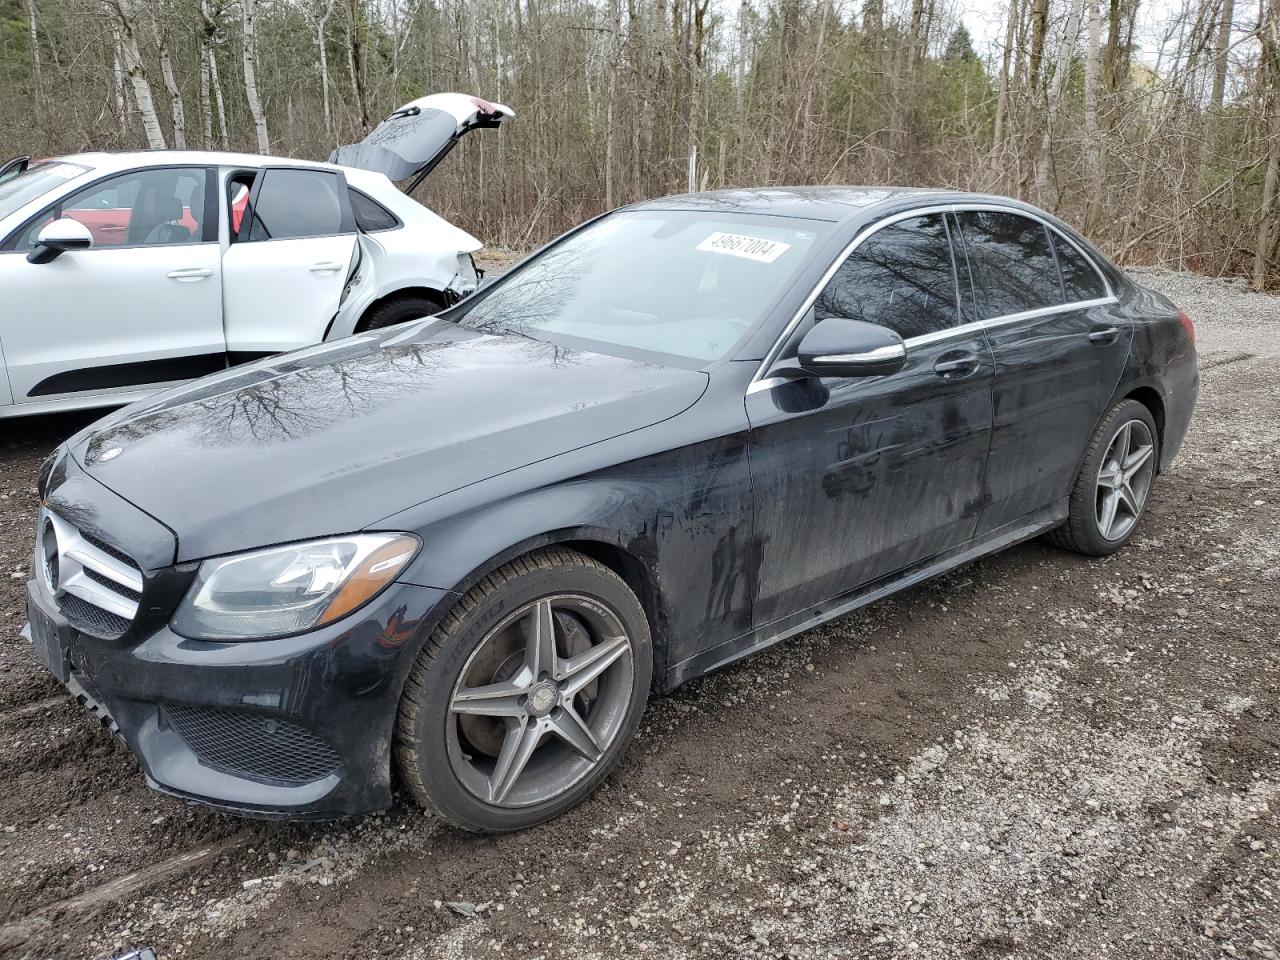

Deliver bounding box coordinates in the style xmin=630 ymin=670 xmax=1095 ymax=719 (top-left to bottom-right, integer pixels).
xmin=1 ymin=269 xmax=1276 ymax=960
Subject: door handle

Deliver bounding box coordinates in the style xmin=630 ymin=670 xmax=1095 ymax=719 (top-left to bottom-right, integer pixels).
xmin=166 ymin=267 xmax=213 ymax=281
xmin=1088 ymin=325 xmax=1121 ymax=344
xmin=310 ymin=261 xmax=344 ymax=273
xmin=933 ymin=353 xmax=981 ymax=376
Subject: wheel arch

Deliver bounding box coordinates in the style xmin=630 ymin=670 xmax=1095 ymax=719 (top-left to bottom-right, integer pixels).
xmin=1122 ymin=384 xmax=1166 ymax=461
xmin=423 ymin=528 xmax=675 ymax=693
xmin=353 ymin=285 xmax=449 ymax=333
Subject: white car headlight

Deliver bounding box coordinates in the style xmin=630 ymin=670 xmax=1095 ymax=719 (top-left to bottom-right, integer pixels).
xmin=171 ymin=533 xmax=419 ymax=641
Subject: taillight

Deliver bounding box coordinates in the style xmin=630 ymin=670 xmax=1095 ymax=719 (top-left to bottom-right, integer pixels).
xmin=1177 ymin=310 xmax=1195 ymax=344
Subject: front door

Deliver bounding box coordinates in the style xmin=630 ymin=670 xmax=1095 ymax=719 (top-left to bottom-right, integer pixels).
xmin=747 ymin=212 xmax=995 ymax=627
xmin=220 ymin=166 xmax=358 ymax=355
xmin=952 ymin=210 xmax=1134 ymax=534
xmin=0 ymin=165 xmax=225 ymax=404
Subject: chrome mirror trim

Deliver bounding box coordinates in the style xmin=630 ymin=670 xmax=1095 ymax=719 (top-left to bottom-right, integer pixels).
xmin=809 ymin=343 xmax=907 ymax=366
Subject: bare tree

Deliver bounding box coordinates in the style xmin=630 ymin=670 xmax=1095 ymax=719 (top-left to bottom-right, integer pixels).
xmin=1084 ymin=0 xmax=1103 ymax=226
xmin=152 ymin=7 xmax=187 ymax=148
xmin=1035 ymin=0 xmax=1086 ymax=203
xmin=240 ymin=0 xmax=269 ymax=152
xmin=24 ymin=0 xmax=44 ymax=100
xmin=104 ymin=0 xmax=167 ymax=149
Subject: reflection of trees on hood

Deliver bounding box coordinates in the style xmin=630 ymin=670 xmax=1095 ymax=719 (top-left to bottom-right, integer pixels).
xmin=85 ymin=329 xmax=590 ymax=453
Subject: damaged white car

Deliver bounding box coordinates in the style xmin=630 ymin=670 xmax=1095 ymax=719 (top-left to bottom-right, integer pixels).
xmin=0 ymin=93 xmax=512 ymax=417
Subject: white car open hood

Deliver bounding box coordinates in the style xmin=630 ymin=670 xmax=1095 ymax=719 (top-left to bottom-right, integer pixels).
xmin=329 ymin=92 xmax=514 ymax=188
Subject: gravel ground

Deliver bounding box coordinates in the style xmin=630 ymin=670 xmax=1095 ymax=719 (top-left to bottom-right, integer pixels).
xmin=0 ymin=269 xmax=1276 ymax=960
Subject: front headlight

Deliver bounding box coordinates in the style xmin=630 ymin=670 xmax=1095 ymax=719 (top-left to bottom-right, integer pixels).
xmin=171 ymin=533 xmax=420 ymax=640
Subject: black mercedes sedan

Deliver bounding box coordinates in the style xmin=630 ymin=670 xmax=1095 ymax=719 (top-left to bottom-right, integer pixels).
xmin=24 ymin=188 xmax=1197 ymax=831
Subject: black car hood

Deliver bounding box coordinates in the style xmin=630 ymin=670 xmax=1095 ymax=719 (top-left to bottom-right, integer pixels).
xmin=69 ymin=321 xmax=707 ymax=562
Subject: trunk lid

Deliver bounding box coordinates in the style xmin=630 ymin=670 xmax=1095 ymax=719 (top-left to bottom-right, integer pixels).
xmin=329 ymin=93 xmax=514 ymax=187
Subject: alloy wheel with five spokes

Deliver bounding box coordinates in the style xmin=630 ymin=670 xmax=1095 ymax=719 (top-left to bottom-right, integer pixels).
xmin=445 ymin=594 xmax=635 ymax=809
xmin=1095 ymin=419 xmax=1156 ymax=541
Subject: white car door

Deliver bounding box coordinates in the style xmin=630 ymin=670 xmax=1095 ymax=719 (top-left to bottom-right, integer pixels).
xmin=0 ymin=165 xmax=226 ymax=405
xmin=220 ymin=166 xmax=358 ymax=356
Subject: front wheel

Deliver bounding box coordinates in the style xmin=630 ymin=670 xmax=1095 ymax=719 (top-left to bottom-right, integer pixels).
xmin=1046 ymin=399 xmax=1160 ymax=556
xmin=395 ymin=549 xmax=652 ymax=832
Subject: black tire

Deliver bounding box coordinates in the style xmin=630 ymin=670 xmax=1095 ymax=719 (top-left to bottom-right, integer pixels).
xmin=395 ymin=548 xmax=652 ymax=832
xmin=1045 ymin=399 xmax=1160 ymax=557
xmin=356 ymin=293 xmax=444 ymax=333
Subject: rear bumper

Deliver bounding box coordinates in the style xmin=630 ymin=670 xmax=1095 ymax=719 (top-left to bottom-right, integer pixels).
xmin=26 ymin=573 xmax=453 ymax=819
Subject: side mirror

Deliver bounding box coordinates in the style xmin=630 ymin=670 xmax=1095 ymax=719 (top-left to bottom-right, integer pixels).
xmin=28 ymin=217 xmax=93 ymax=264
xmin=791 ymin=317 xmax=907 ymax=379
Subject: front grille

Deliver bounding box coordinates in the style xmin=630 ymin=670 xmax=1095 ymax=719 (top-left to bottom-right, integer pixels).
xmin=164 ymin=705 xmax=341 ymax=786
xmin=82 ymin=566 xmax=143 ymax=603
xmin=61 ymin=594 xmax=132 ymax=640
xmin=39 ymin=510 xmax=143 ymax=640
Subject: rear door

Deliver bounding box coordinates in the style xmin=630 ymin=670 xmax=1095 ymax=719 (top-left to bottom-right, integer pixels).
xmin=955 ymin=209 xmax=1132 ymax=534
xmin=220 ymin=166 xmax=358 ymax=355
xmin=0 ymin=165 xmax=225 ymax=404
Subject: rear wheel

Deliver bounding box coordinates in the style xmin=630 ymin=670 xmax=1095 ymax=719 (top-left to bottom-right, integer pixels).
xmin=395 ymin=549 xmax=652 ymax=832
xmin=355 ymin=293 xmax=444 ymax=333
xmin=1046 ymin=399 xmax=1159 ymax=556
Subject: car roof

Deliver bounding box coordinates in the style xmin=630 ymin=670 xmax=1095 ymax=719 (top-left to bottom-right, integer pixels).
xmin=630 ymin=186 xmax=1054 ymax=224
xmin=48 ymin=150 xmax=395 ymax=194
xmin=56 ymin=150 xmax=334 ymax=171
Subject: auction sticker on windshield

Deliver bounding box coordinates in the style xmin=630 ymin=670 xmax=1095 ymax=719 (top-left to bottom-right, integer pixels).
xmin=697 ymin=232 xmax=792 ymax=263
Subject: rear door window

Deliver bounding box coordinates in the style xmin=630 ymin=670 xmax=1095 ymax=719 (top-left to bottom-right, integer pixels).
xmin=241 ymin=168 xmax=351 ymax=241
xmin=814 ymin=213 xmax=959 ymax=340
xmin=957 ymin=211 xmax=1063 ymax=319
xmin=1053 ymin=232 xmax=1109 ymax=301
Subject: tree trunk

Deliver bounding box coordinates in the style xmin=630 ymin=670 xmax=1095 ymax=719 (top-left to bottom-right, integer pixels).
xmin=1034 ymin=0 xmax=1085 ymax=203
xmin=1254 ymin=0 xmax=1280 ymax=289
xmin=111 ymin=23 xmax=127 ymax=137
xmin=152 ymin=13 xmax=187 ymax=148
xmin=1083 ymin=0 xmax=1103 ymax=227
xmin=241 ymin=0 xmax=270 ymax=153
xmin=604 ymin=0 xmax=619 ymax=209
xmin=988 ymin=0 xmax=1020 ymax=186
xmin=106 ymin=0 xmax=167 ymax=149
xmin=1201 ymin=0 xmax=1235 ymax=174
xmin=209 ymin=39 xmax=230 ymax=149
xmin=310 ymin=0 xmax=335 ymax=138
xmin=346 ymin=0 xmax=369 ymax=132
xmin=24 ymin=0 xmax=44 ymax=99
xmin=198 ymin=30 xmax=212 ymax=147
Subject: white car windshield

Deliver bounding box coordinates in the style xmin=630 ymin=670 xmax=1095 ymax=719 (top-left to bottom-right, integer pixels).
xmin=0 ymin=161 xmax=90 ymax=223
xmin=457 ymin=210 xmax=825 ymax=363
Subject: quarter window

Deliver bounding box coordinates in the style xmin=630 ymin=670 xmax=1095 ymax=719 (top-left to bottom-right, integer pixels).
xmin=243 ymin=169 xmax=349 ymax=241
xmin=957 ymin=211 xmax=1062 ymax=319
xmin=814 ymin=214 xmax=958 ymax=340
xmin=1053 ymin=232 xmax=1108 ymax=301
xmin=349 ymin=189 xmax=399 ymax=232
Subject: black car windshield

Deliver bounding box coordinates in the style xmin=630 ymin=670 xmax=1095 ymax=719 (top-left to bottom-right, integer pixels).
xmin=456 ymin=210 xmax=826 ymax=363
xmin=0 ymin=161 xmax=90 ymax=222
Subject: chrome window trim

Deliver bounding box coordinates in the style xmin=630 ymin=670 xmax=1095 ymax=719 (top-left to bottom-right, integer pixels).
xmin=747 ymin=202 xmax=1116 ymax=394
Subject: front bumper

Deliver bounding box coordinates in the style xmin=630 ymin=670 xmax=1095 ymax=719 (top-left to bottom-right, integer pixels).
xmin=25 ymin=573 xmax=452 ymax=819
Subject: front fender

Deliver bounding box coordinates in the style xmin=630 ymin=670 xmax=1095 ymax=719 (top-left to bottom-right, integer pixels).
xmin=376 ymin=399 xmax=755 ymax=687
